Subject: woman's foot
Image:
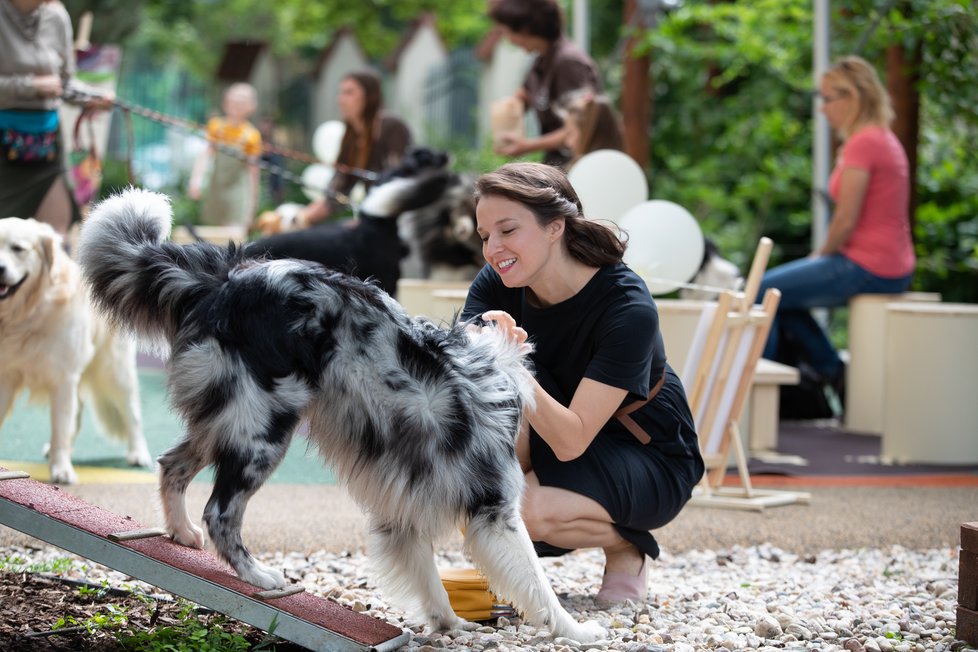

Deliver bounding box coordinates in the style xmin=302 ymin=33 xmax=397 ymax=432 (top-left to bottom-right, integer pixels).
xmin=595 ymin=555 xmax=648 ymax=608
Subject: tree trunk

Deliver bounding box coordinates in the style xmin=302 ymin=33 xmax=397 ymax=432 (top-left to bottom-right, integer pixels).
xmin=886 ymin=40 xmax=922 ymax=232
xmin=621 ymin=0 xmax=651 ymax=169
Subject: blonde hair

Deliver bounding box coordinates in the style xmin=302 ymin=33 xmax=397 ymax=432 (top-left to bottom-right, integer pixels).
xmin=822 ymin=55 xmax=894 ymax=138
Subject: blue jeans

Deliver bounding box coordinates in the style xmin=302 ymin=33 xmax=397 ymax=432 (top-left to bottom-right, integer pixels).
xmin=759 ymin=254 xmax=912 ymax=380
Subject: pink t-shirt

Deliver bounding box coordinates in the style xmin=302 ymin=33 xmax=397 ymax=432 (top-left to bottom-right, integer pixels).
xmin=828 ymin=126 xmax=915 ymax=278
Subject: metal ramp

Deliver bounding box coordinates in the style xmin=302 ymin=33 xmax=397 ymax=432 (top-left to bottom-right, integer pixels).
xmin=0 ymin=467 xmax=410 ymax=652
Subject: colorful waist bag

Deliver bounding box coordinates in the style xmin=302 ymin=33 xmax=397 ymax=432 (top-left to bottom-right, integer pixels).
xmin=0 ymin=110 xmax=60 ymax=164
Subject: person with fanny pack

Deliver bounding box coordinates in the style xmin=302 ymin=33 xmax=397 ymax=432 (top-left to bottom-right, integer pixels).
xmin=461 ymin=162 xmax=705 ymax=607
xmin=0 ymin=0 xmax=112 ymax=235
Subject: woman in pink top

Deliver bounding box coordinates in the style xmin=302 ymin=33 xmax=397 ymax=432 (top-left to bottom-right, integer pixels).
xmin=759 ymin=56 xmax=916 ymax=412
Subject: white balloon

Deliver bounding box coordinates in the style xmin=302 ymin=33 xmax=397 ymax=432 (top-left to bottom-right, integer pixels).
xmin=567 ymin=149 xmax=648 ymax=225
xmin=312 ymin=120 xmax=346 ymax=165
xmin=300 ymin=163 xmax=334 ymax=202
xmin=620 ymin=200 xmax=705 ymax=295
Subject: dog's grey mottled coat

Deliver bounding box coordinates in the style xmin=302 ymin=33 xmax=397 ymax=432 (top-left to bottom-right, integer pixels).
xmin=76 ymin=187 xmax=604 ymax=642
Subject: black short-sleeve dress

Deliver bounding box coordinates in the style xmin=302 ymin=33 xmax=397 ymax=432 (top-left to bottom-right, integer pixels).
xmin=462 ymin=262 xmax=705 ymax=559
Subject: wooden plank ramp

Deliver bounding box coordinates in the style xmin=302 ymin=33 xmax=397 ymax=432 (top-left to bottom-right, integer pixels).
xmin=0 ymin=466 xmax=409 ymax=652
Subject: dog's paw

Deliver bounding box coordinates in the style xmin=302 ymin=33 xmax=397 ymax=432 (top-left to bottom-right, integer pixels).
xmin=49 ymin=459 xmax=78 ymax=485
xmin=127 ymin=443 xmax=154 ymax=469
xmin=169 ymin=523 xmax=205 ymax=549
xmin=239 ymin=563 xmax=286 ymax=591
xmin=560 ymin=620 xmax=607 ymax=644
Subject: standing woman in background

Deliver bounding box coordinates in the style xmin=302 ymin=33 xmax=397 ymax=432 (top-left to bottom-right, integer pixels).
xmin=297 ymin=70 xmax=412 ymax=227
xmin=488 ymin=0 xmax=601 ymax=168
xmin=759 ymin=55 xmax=916 ymax=408
xmin=0 ymin=0 xmax=112 ymax=235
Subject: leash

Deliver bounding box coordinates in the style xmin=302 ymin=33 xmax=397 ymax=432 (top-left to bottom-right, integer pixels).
xmin=62 ymin=90 xmax=377 ymax=206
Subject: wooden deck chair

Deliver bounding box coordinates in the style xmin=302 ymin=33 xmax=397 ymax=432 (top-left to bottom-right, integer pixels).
xmin=680 ymin=237 xmax=810 ymax=510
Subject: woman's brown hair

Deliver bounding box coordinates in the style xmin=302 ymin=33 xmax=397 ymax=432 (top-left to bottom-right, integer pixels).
xmin=336 ymin=70 xmax=384 ymax=169
xmin=475 ymin=162 xmax=626 ymax=267
xmin=488 ymin=0 xmax=563 ymax=42
xmin=565 ymin=94 xmax=625 ymax=166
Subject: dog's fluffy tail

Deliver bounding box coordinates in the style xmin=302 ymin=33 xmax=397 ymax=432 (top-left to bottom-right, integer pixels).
xmin=77 ymin=187 xmax=237 ymax=348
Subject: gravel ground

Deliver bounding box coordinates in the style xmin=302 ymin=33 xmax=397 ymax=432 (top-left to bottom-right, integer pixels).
xmin=0 ymin=542 xmax=973 ymax=651
xmin=1 ymin=482 xmax=976 ymax=650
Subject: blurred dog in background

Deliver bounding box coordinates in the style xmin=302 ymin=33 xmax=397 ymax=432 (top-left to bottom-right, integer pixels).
xmin=0 ymin=217 xmax=151 ymax=484
xmin=251 ymin=148 xmax=484 ymax=294
xmin=679 ymin=238 xmax=744 ymax=301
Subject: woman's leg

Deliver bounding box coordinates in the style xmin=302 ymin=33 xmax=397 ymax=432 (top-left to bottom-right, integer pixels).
xmin=760 ymin=255 xmax=865 ymax=378
xmin=33 ymin=175 xmax=72 ymax=237
xmin=522 ymin=472 xmax=643 ymax=575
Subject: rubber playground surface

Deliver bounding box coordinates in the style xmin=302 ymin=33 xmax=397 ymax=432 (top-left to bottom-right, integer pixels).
xmin=0 ymin=368 xmax=336 ymax=485
xmin=3 ymin=363 xmax=976 ymax=488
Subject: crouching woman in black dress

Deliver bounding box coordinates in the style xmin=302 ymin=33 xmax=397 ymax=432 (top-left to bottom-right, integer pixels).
xmin=461 ymin=162 xmax=704 ymax=607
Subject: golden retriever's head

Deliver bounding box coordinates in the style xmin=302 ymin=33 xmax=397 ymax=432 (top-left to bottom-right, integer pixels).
xmin=0 ymin=217 xmax=69 ymax=315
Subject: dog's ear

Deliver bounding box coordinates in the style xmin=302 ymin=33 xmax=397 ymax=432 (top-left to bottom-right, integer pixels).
xmin=32 ymin=220 xmax=61 ymax=272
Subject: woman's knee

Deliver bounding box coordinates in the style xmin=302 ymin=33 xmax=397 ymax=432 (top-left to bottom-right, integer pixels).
xmin=520 ymin=485 xmax=553 ymax=541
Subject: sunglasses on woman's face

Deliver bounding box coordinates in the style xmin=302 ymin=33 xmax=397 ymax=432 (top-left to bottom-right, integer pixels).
xmin=814 ymin=90 xmax=849 ymax=104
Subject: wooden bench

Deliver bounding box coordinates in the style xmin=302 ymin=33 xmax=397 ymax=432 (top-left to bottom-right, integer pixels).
xmin=882 ymin=302 xmax=978 ymax=464
xmin=169 ymin=224 xmax=249 ymax=245
xmin=845 ymin=292 xmax=941 ymax=433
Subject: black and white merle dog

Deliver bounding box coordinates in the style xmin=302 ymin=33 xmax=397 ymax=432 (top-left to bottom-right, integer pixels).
xmin=76 ymin=188 xmax=604 ymax=642
xmin=246 ymin=148 xmax=456 ymax=296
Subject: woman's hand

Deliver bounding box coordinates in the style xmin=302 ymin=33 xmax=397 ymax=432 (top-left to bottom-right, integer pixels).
xmin=482 ymin=310 xmax=530 ymax=351
xmin=493 ymin=133 xmax=527 ymax=157
xmin=85 ymin=90 xmax=115 ymax=112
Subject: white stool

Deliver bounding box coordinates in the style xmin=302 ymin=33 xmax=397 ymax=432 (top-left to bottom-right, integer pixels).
xmin=395 ymin=279 xmax=471 ymax=322
xmin=656 ymin=299 xmax=711 ymax=371
xmin=845 ymin=292 xmax=941 ymax=433
xmin=882 ymin=302 xmax=978 ymax=464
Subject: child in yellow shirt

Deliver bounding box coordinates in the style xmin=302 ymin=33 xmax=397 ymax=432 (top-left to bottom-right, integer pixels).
xmin=188 ymin=83 xmax=262 ymax=227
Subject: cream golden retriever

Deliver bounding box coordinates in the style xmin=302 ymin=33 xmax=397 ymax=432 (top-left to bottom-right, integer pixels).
xmin=0 ymin=217 xmax=151 ymax=484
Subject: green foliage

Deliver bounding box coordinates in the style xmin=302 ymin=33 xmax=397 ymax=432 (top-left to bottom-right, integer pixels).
xmin=641 ymin=0 xmax=818 ymax=268
xmin=54 ymin=603 xmax=129 ymax=635
xmin=638 ymin=0 xmax=978 ymax=300
xmin=0 ymin=555 xmax=76 ymax=574
xmin=118 ymin=601 xmax=256 ymax=652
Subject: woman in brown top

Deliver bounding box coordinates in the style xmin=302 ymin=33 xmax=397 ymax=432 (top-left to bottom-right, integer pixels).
xmin=489 ymin=0 xmax=601 ymax=168
xmin=299 ymin=70 xmax=412 ymax=226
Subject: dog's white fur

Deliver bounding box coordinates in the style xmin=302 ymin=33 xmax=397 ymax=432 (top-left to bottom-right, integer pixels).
xmin=77 ymin=188 xmax=605 ymax=643
xmin=679 ymin=244 xmax=744 ymax=301
xmin=0 ymin=217 xmax=151 ymax=483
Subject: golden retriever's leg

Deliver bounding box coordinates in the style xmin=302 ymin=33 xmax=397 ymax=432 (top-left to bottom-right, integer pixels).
xmin=84 ymin=335 xmax=152 ymax=468
xmin=48 ymin=378 xmax=81 ymax=484
xmin=0 ymin=382 xmax=16 ymax=425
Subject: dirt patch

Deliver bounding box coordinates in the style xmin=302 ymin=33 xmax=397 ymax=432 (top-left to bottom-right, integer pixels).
xmin=0 ymin=572 xmax=303 ymax=651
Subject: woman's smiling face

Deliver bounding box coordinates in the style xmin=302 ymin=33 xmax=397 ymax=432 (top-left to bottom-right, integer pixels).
xmin=476 ymin=194 xmax=557 ymax=288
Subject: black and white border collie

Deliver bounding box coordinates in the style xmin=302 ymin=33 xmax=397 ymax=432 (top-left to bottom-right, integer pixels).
xmin=76 ymin=187 xmax=604 ymax=643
